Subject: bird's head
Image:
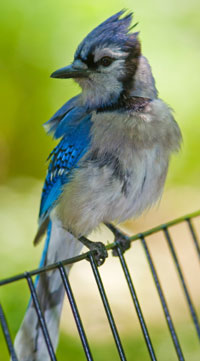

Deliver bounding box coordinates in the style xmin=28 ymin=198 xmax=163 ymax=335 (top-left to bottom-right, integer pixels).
xmin=51 ymin=10 xmax=142 ymax=108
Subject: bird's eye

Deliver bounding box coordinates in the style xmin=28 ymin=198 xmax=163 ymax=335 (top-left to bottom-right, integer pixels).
xmin=99 ymin=57 xmax=113 ymax=67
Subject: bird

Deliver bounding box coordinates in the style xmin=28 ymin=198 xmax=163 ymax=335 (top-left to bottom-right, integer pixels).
xmin=14 ymin=10 xmax=182 ymax=361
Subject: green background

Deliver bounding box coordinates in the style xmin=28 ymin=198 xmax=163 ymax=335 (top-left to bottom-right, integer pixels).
xmin=0 ymin=0 xmax=200 ymax=360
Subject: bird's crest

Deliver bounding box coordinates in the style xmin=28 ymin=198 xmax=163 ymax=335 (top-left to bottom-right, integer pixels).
xmin=75 ymin=10 xmax=139 ymax=60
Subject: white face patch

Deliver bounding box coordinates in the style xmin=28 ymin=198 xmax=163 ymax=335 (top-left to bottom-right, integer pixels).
xmin=74 ymin=44 xmax=129 ymax=108
xmin=77 ymin=58 xmax=126 ymax=108
xmin=99 ymin=58 xmax=125 ymax=74
xmin=93 ymin=46 xmax=128 ymax=63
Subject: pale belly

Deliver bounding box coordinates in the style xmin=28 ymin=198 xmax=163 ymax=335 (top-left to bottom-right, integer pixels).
xmin=56 ymin=146 xmax=169 ymax=237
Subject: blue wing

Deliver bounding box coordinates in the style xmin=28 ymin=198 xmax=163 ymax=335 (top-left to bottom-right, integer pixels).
xmin=39 ymin=113 xmax=92 ymax=221
xmin=43 ymin=94 xmax=87 ymax=139
xmin=34 ymin=106 xmax=92 ymax=243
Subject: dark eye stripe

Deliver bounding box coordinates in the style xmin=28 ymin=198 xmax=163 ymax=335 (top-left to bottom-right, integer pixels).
xmin=75 ymin=53 xmax=114 ymax=70
xmin=80 ymin=53 xmax=98 ymax=70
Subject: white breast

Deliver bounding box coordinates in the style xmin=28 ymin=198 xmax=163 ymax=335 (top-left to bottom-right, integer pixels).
xmin=56 ymin=143 xmax=168 ymax=237
xmin=104 ymin=146 xmax=169 ymax=223
xmin=56 ymin=99 xmax=181 ymax=236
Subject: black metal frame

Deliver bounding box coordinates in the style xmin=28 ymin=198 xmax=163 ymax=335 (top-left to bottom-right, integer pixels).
xmin=1 ymin=210 xmax=200 ymax=360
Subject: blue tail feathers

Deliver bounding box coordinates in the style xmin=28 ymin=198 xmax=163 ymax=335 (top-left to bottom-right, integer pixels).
xmin=34 ymin=221 xmax=52 ymax=288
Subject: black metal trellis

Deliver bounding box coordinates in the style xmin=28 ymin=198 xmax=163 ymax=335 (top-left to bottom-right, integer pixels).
xmin=0 ymin=210 xmax=200 ymax=361
xmin=58 ymin=263 xmax=93 ymax=361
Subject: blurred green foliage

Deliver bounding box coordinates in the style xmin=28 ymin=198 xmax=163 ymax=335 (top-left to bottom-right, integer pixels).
xmin=0 ymin=0 xmax=200 ymax=185
xmin=1 ymin=0 xmax=200 ymax=360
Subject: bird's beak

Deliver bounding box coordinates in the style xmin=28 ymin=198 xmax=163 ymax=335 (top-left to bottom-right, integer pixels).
xmin=50 ymin=64 xmax=89 ymax=79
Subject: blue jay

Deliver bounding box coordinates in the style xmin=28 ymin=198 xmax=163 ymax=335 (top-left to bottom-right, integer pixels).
xmin=14 ymin=10 xmax=182 ymax=360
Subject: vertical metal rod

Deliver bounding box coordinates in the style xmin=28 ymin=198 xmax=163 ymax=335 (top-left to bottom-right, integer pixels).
xmin=58 ymin=263 xmax=93 ymax=361
xmin=88 ymin=253 xmax=127 ymax=361
xmin=163 ymin=228 xmax=200 ymax=339
xmin=116 ymin=246 xmax=157 ymax=361
xmin=141 ymin=236 xmax=185 ymax=361
xmin=25 ymin=272 xmax=57 ymax=361
xmin=186 ymin=218 xmax=200 ymax=260
xmin=0 ymin=303 xmax=18 ymax=361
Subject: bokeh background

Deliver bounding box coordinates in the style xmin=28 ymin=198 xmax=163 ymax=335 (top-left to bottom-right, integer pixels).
xmin=0 ymin=0 xmax=200 ymax=360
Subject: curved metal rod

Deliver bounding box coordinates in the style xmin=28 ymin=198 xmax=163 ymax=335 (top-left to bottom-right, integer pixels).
xmin=1 ymin=209 xmax=200 ymax=286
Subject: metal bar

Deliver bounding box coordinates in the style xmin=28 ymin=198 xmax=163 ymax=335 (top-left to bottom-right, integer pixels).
xmin=88 ymin=253 xmax=127 ymax=361
xmin=1 ymin=210 xmax=200 ymax=287
xmin=163 ymin=228 xmax=200 ymax=339
xmin=0 ymin=253 xmax=90 ymax=286
xmin=0 ymin=303 xmax=18 ymax=361
xmin=141 ymin=236 xmax=185 ymax=361
xmin=186 ymin=218 xmax=200 ymax=260
xmin=58 ymin=263 xmax=93 ymax=361
xmin=127 ymin=210 xmax=200 ymax=244
xmin=25 ymin=272 xmax=57 ymax=361
xmin=116 ymin=246 xmax=157 ymax=361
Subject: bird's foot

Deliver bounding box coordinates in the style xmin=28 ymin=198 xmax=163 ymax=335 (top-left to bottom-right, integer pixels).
xmin=105 ymin=223 xmax=131 ymax=256
xmin=79 ymin=237 xmax=108 ymax=266
xmin=88 ymin=242 xmax=108 ymax=266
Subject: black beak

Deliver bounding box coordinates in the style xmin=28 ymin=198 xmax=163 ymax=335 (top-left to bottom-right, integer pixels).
xmin=50 ymin=64 xmax=89 ymax=79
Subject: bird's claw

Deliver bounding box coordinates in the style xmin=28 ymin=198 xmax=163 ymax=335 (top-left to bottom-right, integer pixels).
xmin=112 ymin=230 xmax=131 ymax=257
xmin=89 ymin=242 xmax=108 ymax=266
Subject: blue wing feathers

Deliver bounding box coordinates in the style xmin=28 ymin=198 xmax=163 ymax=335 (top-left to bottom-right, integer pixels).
xmin=39 ymin=179 xmax=62 ymax=221
xmin=43 ymin=94 xmax=81 ymax=137
xmin=38 ymin=112 xmax=92 ymax=224
xmin=39 ymin=221 xmax=52 ymax=268
xmin=54 ymin=106 xmax=88 ymax=139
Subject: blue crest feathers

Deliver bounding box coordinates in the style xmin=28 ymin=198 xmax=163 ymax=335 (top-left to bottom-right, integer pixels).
xmin=75 ymin=10 xmax=138 ymax=60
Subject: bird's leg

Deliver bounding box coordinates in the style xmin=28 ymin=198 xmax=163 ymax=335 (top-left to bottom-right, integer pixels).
xmin=79 ymin=236 xmax=108 ymax=266
xmin=105 ymin=223 xmax=131 ymax=256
